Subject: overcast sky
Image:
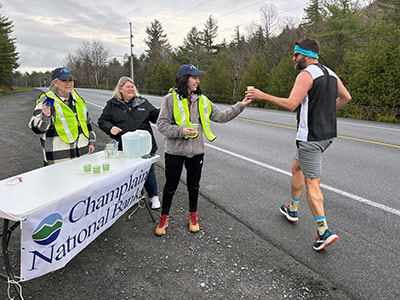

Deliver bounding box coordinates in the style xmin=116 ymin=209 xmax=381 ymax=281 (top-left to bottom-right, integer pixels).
xmin=2 ymin=0 xmax=312 ymax=73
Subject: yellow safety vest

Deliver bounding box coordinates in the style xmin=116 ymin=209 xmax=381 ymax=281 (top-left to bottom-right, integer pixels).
xmin=171 ymin=89 xmax=216 ymax=141
xmin=36 ymin=90 xmax=89 ymax=144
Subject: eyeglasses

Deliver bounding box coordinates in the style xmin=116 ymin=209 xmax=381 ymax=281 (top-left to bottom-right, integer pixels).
xmin=60 ymin=78 xmax=74 ymax=82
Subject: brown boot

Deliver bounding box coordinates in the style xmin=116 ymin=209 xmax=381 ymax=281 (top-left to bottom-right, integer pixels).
xmin=188 ymin=212 xmax=200 ymax=233
xmin=155 ymin=214 xmax=169 ymax=236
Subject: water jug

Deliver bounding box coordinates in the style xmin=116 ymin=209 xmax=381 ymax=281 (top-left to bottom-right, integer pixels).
xmin=121 ymin=130 xmax=152 ymax=158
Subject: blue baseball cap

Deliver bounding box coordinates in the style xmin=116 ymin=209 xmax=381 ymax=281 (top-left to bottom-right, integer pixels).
xmin=52 ymin=67 xmax=73 ymax=80
xmin=177 ymin=64 xmax=205 ymax=79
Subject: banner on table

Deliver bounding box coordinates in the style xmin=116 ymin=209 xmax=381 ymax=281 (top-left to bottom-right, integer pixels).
xmin=20 ymin=159 xmax=151 ymax=281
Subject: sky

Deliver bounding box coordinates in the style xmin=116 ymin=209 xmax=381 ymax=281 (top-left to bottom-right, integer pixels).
xmin=1 ymin=0 xmax=313 ymax=73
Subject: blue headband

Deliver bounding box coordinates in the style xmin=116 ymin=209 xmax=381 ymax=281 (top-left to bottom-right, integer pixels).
xmin=294 ymin=45 xmax=319 ymax=59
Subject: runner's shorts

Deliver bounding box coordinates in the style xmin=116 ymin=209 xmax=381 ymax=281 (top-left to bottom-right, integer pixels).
xmin=294 ymin=139 xmax=333 ymax=178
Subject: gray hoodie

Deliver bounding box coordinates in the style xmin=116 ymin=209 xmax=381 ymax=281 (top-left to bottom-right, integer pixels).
xmin=157 ymin=91 xmax=245 ymax=157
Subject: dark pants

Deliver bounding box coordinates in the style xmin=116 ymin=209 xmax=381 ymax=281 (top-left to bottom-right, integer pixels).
xmin=161 ymin=153 xmax=204 ymax=215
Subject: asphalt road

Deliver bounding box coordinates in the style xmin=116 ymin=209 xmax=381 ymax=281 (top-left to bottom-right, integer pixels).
xmin=1 ymin=88 xmax=399 ymax=299
xmin=0 ymin=90 xmax=352 ymax=300
xmin=76 ymin=88 xmax=400 ymax=300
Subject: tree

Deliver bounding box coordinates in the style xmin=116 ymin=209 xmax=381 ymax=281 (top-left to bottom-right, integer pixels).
xmin=66 ymin=40 xmax=110 ymax=87
xmin=91 ymin=40 xmax=110 ymax=86
xmin=201 ymin=53 xmax=233 ymax=103
xmin=345 ymin=21 xmax=400 ymax=121
xmin=260 ymin=3 xmax=278 ymax=39
xmin=227 ymin=27 xmax=251 ymax=98
xmin=145 ymin=19 xmax=171 ymax=65
xmin=269 ymin=56 xmax=298 ymax=98
xmin=317 ymin=0 xmax=363 ymax=69
xmin=174 ymin=27 xmax=206 ymax=67
xmin=145 ymin=60 xmax=175 ymax=95
xmin=106 ymin=58 xmax=125 ymax=89
xmin=376 ymin=0 xmax=400 ymax=25
xmin=201 ymin=15 xmax=219 ymax=54
xmin=0 ymin=10 xmax=19 ymax=87
xmin=239 ymin=52 xmax=270 ymax=107
xmin=301 ymin=0 xmax=325 ymax=35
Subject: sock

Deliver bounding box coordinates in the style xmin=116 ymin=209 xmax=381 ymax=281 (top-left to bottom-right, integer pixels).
xmin=315 ymin=216 xmax=328 ymax=235
xmin=289 ymin=197 xmax=300 ymax=212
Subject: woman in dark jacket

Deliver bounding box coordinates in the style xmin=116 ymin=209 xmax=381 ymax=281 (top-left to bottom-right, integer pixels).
xmin=98 ymin=76 xmax=160 ymax=209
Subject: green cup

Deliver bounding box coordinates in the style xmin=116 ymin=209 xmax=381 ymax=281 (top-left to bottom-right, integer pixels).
xmin=92 ymin=165 xmax=101 ymax=174
xmin=191 ymin=123 xmax=199 ymax=132
xmin=83 ymin=163 xmax=91 ymax=173
xmin=102 ymin=162 xmax=110 ymax=172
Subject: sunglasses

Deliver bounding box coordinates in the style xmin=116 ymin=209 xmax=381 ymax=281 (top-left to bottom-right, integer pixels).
xmin=293 ymin=52 xmax=301 ymax=58
xmin=60 ymin=78 xmax=74 ymax=82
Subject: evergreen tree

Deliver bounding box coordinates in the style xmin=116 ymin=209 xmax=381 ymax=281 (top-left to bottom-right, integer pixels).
xmin=145 ymin=60 xmax=174 ymax=95
xmin=239 ymin=52 xmax=270 ymax=107
xmin=174 ymin=27 xmax=205 ymax=67
xmin=144 ymin=19 xmax=171 ymax=92
xmin=346 ymin=21 xmax=400 ymax=121
xmin=201 ymin=15 xmax=218 ymax=54
xmin=301 ymin=0 xmax=325 ymax=35
xmin=317 ymin=0 xmax=363 ymax=69
xmin=376 ymin=0 xmax=400 ymax=25
xmin=145 ymin=19 xmax=171 ymax=65
xmin=201 ymin=53 xmax=233 ymax=103
xmin=106 ymin=58 xmax=125 ymax=89
xmin=0 ymin=10 xmax=19 ymax=87
xmin=269 ymin=56 xmax=298 ymax=98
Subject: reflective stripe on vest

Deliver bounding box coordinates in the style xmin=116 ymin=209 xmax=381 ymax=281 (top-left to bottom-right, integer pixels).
xmin=171 ymin=90 xmax=216 ymax=141
xmin=198 ymin=94 xmax=216 ymax=141
xmin=41 ymin=90 xmax=89 ymax=143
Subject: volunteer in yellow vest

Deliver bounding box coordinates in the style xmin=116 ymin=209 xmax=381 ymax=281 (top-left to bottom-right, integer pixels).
xmin=29 ymin=67 xmax=96 ymax=165
xmin=155 ymin=64 xmax=252 ymax=236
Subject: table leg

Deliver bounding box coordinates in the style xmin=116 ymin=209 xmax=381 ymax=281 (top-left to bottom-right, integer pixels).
xmin=1 ymin=219 xmax=23 ymax=299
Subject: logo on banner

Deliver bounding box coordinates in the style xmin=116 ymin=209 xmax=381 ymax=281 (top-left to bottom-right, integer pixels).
xmin=32 ymin=213 xmax=63 ymax=245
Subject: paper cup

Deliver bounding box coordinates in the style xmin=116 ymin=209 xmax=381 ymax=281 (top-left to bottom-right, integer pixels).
xmin=83 ymin=163 xmax=91 ymax=173
xmin=247 ymin=86 xmax=254 ymax=90
xmin=102 ymin=162 xmax=110 ymax=172
xmin=92 ymin=165 xmax=101 ymax=174
xmin=191 ymin=123 xmax=199 ymax=131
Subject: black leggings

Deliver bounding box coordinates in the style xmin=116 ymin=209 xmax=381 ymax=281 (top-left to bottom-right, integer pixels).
xmin=161 ymin=153 xmax=204 ymax=215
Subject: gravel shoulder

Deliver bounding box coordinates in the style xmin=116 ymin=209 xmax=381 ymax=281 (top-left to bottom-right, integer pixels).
xmin=0 ymin=90 xmax=352 ymax=299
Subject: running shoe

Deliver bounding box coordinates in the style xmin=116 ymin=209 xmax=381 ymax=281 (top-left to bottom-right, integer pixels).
xmin=313 ymin=228 xmax=339 ymax=251
xmin=280 ymin=204 xmax=298 ymax=222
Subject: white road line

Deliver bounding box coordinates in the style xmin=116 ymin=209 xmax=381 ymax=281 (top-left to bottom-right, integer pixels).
xmin=206 ymin=143 xmax=400 ymax=217
xmin=85 ymin=100 xmax=104 ymax=109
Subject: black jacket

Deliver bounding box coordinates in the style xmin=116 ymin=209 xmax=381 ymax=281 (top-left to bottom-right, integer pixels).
xmin=98 ymin=96 xmax=159 ymax=153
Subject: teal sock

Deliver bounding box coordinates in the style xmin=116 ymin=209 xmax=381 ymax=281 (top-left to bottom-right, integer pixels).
xmin=289 ymin=197 xmax=300 ymax=212
xmin=315 ymin=216 xmax=328 ymax=235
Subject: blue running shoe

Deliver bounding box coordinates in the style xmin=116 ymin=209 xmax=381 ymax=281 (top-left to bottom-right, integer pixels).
xmin=313 ymin=229 xmax=339 ymax=251
xmin=280 ymin=204 xmax=298 ymax=222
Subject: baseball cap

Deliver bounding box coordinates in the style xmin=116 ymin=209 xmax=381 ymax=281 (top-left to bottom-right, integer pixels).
xmin=177 ymin=64 xmax=205 ymax=79
xmin=52 ymin=67 xmax=73 ymax=80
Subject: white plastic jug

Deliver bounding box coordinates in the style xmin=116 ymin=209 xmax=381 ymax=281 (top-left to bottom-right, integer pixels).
xmin=121 ymin=130 xmax=152 ymax=158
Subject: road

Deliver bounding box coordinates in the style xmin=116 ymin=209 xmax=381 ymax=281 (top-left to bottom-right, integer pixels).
xmin=77 ymin=88 xmax=400 ymax=300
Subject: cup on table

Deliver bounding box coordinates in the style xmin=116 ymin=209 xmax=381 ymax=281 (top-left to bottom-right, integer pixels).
xmin=102 ymin=162 xmax=110 ymax=172
xmin=92 ymin=165 xmax=101 ymax=174
xmin=83 ymin=163 xmax=91 ymax=173
xmin=105 ymin=143 xmax=118 ymax=158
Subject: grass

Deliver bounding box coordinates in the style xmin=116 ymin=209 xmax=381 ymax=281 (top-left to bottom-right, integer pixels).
xmin=0 ymin=86 xmax=33 ymax=95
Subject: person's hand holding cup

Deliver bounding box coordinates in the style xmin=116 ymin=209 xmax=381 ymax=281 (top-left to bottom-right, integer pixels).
xmin=183 ymin=127 xmax=197 ymax=137
xmin=191 ymin=123 xmax=199 ymax=134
